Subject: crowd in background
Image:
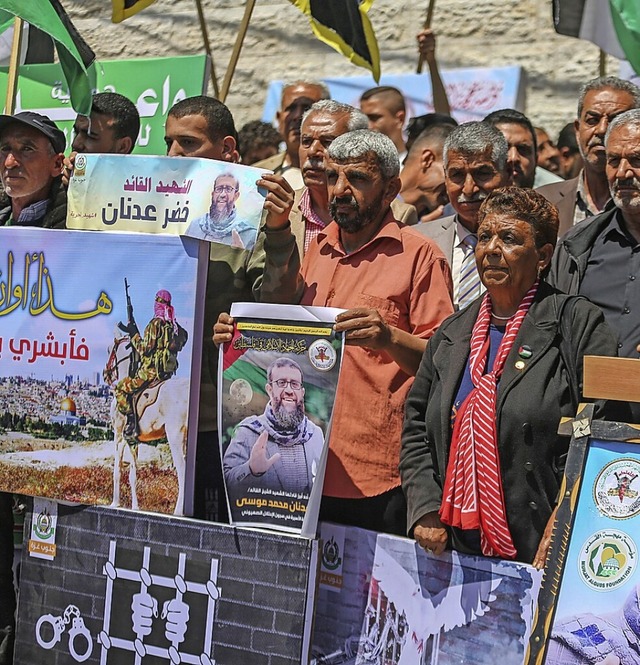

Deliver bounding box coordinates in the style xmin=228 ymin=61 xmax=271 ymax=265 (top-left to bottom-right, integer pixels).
xmin=1 ymin=28 xmax=640 ymax=665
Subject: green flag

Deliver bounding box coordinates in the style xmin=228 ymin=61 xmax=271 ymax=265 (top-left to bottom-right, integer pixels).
xmin=0 ymin=0 xmax=95 ymax=115
xmin=610 ymin=0 xmax=640 ymax=75
xmin=554 ymin=0 xmax=640 ymax=74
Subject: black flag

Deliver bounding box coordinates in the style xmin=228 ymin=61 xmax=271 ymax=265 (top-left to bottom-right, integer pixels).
xmin=289 ymin=0 xmax=381 ymax=81
xmin=111 ymin=0 xmax=156 ymax=23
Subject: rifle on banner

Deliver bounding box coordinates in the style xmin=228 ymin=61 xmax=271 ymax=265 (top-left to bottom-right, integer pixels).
xmin=117 ymin=278 xmax=140 ymax=377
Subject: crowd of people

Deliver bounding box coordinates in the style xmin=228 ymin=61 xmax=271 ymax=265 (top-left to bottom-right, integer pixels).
xmin=1 ymin=27 xmax=640 ymax=664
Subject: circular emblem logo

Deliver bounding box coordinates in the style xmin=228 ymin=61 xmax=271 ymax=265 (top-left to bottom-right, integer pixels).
xmin=73 ymin=154 xmax=87 ymax=176
xmin=34 ymin=510 xmax=54 ymax=540
xmin=322 ymin=536 xmax=342 ymax=571
xmin=578 ymin=529 xmax=636 ymax=591
xmin=594 ymin=458 xmax=640 ymax=519
xmin=229 ymin=378 xmax=253 ymax=406
xmin=309 ymin=340 xmax=337 ymax=371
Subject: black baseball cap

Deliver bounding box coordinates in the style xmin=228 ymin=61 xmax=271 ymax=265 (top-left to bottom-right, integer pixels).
xmin=0 ymin=111 xmax=66 ymax=154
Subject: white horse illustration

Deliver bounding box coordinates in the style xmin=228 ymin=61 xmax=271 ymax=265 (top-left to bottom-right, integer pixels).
xmin=104 ymin=334 xmax=188 ymax=515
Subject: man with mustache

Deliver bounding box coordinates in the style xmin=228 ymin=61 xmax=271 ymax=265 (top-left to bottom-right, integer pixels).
xmin=549 ymin=109 xmax=640 ymax=368
xmin=300 ymin=129 xmax=453 ymax=534
xmin=416 ymin=121 xmax=508 ymax=309
xmin=253 ymin=80 xmax=330 ymax=190
xmin=484 ymin=108 xmax=538 ymax=190
xmin=290 ymin=100 xmax=368 ymax=255
xmin=288 ymin=99 xmax=417 ymax=257
xmin=187 ymin=173 xmax=256 ymax=249
xmin=217 ymin=130 xmax=453 ymax=534
xmin=223 ymin=358 xmax=324 ymax=496
xmin=538 ymin=76 xmax=640 ymax=236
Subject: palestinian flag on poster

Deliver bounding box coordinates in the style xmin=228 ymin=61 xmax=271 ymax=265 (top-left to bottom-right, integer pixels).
xmin=553 ymin=0 xmax=640 ymax=74
xmin=0 ymin=0 xmax=95 ymax=115
xmin=111 ymin=0 xmax=157 ymax=23
xmin=289 ymin=0 xmax=381 ymax=82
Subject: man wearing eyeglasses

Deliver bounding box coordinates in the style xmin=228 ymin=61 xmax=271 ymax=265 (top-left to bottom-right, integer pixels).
xmin=222 ymin=357 xmax=324 ymax=496
xmin=187 ymin=173 xmax=256 ymax=249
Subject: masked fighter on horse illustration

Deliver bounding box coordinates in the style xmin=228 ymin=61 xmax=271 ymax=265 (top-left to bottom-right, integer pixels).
xmin=104 ymin=283 xmax=189 ymax=514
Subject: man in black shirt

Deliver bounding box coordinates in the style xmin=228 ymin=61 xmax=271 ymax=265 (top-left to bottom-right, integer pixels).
xmin=549 ymin=109 xmax=640 ymax=363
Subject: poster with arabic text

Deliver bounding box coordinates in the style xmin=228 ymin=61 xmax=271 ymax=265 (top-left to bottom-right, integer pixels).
xmin=219 ymin=303 xmax=344 ymax=537
xmin=68 ymin=154 xmax=267 ymax=251
xmin=0 ymin=227 xmax=206 ymax=515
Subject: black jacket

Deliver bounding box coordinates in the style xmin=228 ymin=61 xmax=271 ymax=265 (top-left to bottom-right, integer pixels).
xmin=400 ymin=282 xmax=620 ymax=563
xmin=547 ymin=204 xmax=618 ymax=295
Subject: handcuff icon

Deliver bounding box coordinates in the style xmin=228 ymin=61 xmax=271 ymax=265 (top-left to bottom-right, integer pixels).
xmin=35 ymin=604 xmax=93 ymax=662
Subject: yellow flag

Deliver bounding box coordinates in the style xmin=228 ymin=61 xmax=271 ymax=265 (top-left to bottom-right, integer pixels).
xmin=111 ymin=0 xmax=157 ymax=23
xmin=289 ymin=0 xmax=381 ymax=81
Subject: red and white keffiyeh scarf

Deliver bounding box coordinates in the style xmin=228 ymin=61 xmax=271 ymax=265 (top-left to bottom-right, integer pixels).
xmin=439 ymin=280 xmax=539 ymax=559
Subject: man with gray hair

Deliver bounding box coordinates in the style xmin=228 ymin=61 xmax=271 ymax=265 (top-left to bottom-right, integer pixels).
xmin=303 ymin=129 xmax=452 ymax=535
xmin=538 ymin=75 xmax=640 ymax=236
xmin=549 ymin=108 xmax=640 ymax=366
xmin=218 ymin=128 xmax=453 ymax=534
xmin=416 ymin=121 xmax=508 ymax=309
xmin=289 ymin=99 xmax=417 ymax=256
xmin=254 ymin=79 xmax=330 ymax=189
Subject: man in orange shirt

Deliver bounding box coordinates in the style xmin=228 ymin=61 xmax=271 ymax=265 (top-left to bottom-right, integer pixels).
xmin=217 ymin=129 xmax=453 ymax=534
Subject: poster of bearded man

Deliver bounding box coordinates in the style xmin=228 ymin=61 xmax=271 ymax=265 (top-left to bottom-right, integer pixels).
xmin=218 ymin=303 xmax=345 ymax=536
xmin=186 ymin=172 xmax=258 ymax=249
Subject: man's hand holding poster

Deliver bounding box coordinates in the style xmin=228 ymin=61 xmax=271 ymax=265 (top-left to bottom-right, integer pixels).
xmin=218 ymin=303 xmax=345 ymax=537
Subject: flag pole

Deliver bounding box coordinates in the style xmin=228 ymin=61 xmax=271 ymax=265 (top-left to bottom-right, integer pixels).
xmin=219 ymin=0 xmax=256 ymax=103
xmin=599 ymin=48 xmax=606 ymax=77
xmin=5 ymin=17 xmax=24 ymax=114
xmin=416 ymin=0 xmax=436 ymax=74
xmin=194 ymin=0 xmax=220 ymax=99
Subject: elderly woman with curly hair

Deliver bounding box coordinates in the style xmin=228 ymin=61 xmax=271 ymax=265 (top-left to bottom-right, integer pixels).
xmin=400 ymin=187 xmax=622 ymax=566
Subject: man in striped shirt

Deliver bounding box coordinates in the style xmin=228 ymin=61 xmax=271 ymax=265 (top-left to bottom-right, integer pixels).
xmin=288 ymin=100 xmax=417 ymax=258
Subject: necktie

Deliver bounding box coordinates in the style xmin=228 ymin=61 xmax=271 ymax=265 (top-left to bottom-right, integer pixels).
xmin=457 ymin=234 xmax=481 ymax=309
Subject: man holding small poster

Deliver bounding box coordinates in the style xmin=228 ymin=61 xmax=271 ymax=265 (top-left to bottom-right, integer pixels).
xmin=216 ymin=129 xmax=454 ymax=536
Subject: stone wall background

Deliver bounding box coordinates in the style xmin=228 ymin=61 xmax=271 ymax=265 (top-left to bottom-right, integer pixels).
xmin=64 ymin=0 xmax=623 ymax=138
